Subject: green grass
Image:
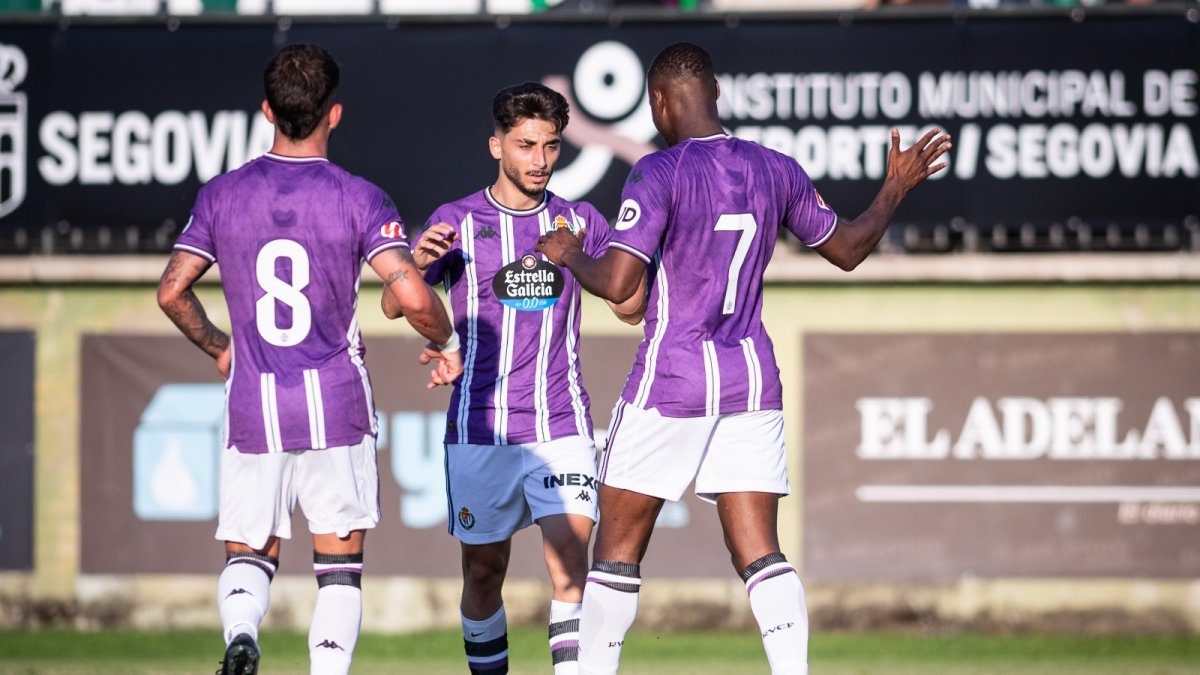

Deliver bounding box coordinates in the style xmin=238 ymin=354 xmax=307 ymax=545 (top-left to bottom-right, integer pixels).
xmin=0 ymin=628 xmax=1198 ymax=674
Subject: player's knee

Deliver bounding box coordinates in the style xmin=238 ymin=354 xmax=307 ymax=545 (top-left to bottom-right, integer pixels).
xmin=313 ymin=551 xmax=364 ymax=589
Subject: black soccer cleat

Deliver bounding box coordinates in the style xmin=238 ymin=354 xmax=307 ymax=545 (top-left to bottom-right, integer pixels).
xmin=217 ymin=632 xmax=260 ymax=675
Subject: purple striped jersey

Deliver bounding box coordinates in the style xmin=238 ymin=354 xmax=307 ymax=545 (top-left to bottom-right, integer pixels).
xmin=174 ymin=153 xmax=410 ymax=454
xmin=424 ymin=188 xmax=612 ymax=445
xmin=608 ymin=134 xmax=838 ymax=417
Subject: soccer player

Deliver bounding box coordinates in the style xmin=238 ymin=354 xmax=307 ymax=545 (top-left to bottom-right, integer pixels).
xmin=157 ymin=44 xmax=461 ymax=675
xmin=536 ymin=42 xmax=951 ymax=675
xmin=382 ymin=82 xmax=644 ymax=675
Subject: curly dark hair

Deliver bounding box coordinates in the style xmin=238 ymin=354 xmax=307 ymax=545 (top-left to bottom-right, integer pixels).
xmin=647 ymin=42 xmax=714 ymax=87
xmin=492 ymin=82 xmax=570 ymax=135
xmin=263 ymin=44 xmax=340 ymax=141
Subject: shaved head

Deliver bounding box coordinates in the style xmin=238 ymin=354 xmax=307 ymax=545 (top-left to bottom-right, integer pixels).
xmin=647 ymin=42 xmax=715 ymax=89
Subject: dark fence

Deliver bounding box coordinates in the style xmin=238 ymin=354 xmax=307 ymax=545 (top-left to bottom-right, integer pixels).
xmin=0 ymin=8 xmax=1197 ymax=254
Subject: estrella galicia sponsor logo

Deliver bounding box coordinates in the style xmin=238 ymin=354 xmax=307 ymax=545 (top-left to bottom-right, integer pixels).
xmin=492 ymin=254 xmax=564 ymax=312
xmin=458 ymin=506 xmax=476 ymax=530
xmin=0 ymin=43 xmax=27 ymax=218
xmin=543 ymin=473 xmax=597 ymax=490
xmin=615 ymin=199 xmax=641 ymax=231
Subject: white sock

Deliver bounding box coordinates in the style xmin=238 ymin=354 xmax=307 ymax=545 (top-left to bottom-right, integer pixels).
xmin=743 ymin=553 xmax=808 ymax=675
xmin=578 ymin=560 xmax=641 ymax=675
xmin=218 ymin=552 xmax=276 ymax=645
xmin=462 ymin=605 xmax=508 ymax=674
xmin=308 ymin=552 xmax=363 ymax=675
xmin=549 ymin=599 xmax=582 ymax=675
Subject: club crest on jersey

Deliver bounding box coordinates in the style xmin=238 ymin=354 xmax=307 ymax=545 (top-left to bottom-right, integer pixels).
xmin=492 ymin=254 xmax=564 ymax=312
xmin=458 ymin=507 xmax=476 ymax=530
xmin=380 ymin=221 xmax=404 ymax=239
xmin=553 ymin=214 xmax=584 ymax=236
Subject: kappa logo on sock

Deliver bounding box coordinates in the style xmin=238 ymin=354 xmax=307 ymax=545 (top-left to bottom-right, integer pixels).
xmin=761 ymin=622 xmax=795 ymax=638
xmin=224 ymin=588 xmax=250 ymax=599
xmin=314 ymin=639 xmax=346 ymax=651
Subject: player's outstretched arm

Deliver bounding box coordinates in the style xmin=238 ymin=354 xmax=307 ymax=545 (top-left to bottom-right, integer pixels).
xmin=157 ymin=250 xmax=231 ymax=378
xmin=537 ymin=230 xmax=646 ymax=305
xmin=370 ymin=248 xmax=463 ymax=387
xmin=816 ymin=128 xmax=951 ymax=271
xmin=381 ymin=223 xmax=456 ymax=320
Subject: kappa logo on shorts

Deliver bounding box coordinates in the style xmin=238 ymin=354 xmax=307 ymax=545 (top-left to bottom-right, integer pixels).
xmin=458 ymin=506 xmax=476 ymax=530
xmin=575 ymin=490 xmax=592 ymax=502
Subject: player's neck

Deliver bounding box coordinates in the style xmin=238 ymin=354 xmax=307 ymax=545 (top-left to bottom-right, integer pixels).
xmin=672 ymin=120 xmax=726 ymax=146
xmin=489 ymin=180 xmax=543 ymax=212
xmin=269 ymin=130 xmax=329 ymax=160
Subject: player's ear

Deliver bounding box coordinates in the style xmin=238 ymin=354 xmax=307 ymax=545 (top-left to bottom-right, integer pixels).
xmin=261 ymin=99 xmax=275 ymax=124
xmin=488 ymin=134 xmax=502 ymax=161
xmin=328 ymin=103 xmax=343 ymax=130
xmin=714 ymin=78 xmax=721 ymax=101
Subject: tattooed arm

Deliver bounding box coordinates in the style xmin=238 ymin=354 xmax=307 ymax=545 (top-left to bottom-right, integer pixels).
xmin=157 ymin=251 xmax=231 ymax=378
xmin=370 ymin=247 xmax=461 ymax=388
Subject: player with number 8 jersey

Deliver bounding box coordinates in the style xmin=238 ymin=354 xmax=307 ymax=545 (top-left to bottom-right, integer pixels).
xmin=175 ymin=154 xmax=409 ymax=453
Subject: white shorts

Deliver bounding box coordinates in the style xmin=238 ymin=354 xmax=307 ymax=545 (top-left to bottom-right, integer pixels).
xmin=216 ymin=435 xmax=380 ymax=550
xmin=446 ymin=435 xmax=598 ymax=545
xmin=600 ymin=401 xmax=789 ymax=503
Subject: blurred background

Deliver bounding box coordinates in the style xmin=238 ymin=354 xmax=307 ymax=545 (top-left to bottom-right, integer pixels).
xmin=0 ymin=0 xmax=1197 ymax=660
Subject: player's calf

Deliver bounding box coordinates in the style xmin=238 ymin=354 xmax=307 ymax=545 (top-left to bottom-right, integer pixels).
xmin=578 ymin=560 xmax=641 ymax=675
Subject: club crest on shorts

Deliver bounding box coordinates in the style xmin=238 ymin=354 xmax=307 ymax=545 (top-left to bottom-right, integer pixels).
xmin=457 ymin=506 xmax=476 ymax=530
xmin=492 ymin=254 xmax=564 ymax=311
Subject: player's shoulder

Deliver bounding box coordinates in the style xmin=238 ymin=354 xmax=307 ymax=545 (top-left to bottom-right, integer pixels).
xmin=433 ymin=188 xmax=489 ymax=220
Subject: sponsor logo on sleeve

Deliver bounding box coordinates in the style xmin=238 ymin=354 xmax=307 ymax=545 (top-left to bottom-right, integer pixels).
xmin=615 ymin=199 xmax=641 ymax=230
xmin=380 ymin=221 xmax=405 ymax=239
xmin=814 ymin=190 xmax=830 ymax=211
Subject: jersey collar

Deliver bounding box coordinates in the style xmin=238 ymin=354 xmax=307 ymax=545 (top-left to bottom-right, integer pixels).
xmin=264 ymin=153 xmax=330 ymax=163
xmin=485 ymin=186 xmax=549 ymax=217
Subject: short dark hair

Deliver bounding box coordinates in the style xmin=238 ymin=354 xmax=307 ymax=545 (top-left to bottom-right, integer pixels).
xmin=648 ymin=42 xmax=714 ymax=87
xmin=263 ymin=44 xmax=340 ymax=141
xmin=492 ymin=82 xmax=570 ymax=135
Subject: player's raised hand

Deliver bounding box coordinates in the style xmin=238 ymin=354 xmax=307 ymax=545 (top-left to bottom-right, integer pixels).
xmin=536 ymin=228 xmax=583 ymax=266
xmin=886 ymin=128 xmax=952 ymax=195
xmin=419 ymin=344 xmax=464 ymax=389
xmin=412 ymin=222 xmax=457 ymax=272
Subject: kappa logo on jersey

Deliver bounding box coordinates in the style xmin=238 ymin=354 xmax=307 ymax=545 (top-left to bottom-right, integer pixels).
xmin=458 ymin=506 xmax=476 ymax=530
xmin=380 ymin=221 xmax=404 ymax=239
xmin=0 ymin=43 xmax=28 ymax=218
xmin=476 ymin=224 xmax=499 ymax=239
xmin=492 ymin=254 xmax=565 ymax=312
xmin=615 ymin=199 xmax=641 ymax=231
xmin=814 ymin=190 xmax=830 ymax=211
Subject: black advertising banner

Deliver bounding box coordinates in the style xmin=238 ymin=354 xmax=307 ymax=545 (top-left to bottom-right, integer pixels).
xmin=0 ymin=15 xmax=1197 ymax=252
xmin=80 ymin=333 xmax=728 ymax=577
xmin=0 ymin=330 xmax=34 ymax=571
xmin=804 ymin=333 xmax=1200 ymax=580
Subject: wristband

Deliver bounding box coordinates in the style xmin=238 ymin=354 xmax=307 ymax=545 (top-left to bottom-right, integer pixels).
xmin=437 ymin=331 xmax=461 ymax=354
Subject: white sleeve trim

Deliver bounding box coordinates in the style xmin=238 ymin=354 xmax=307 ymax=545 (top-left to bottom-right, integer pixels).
xmin=609 ymin=241 xmax=652 ymax=265
xmin=365 ymin=239 xmax=411 ymax=262
xmin=173 ymin=243 xmax=216 ymax=262
xmin=806 ymin=216 xmax=839 ymax=249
